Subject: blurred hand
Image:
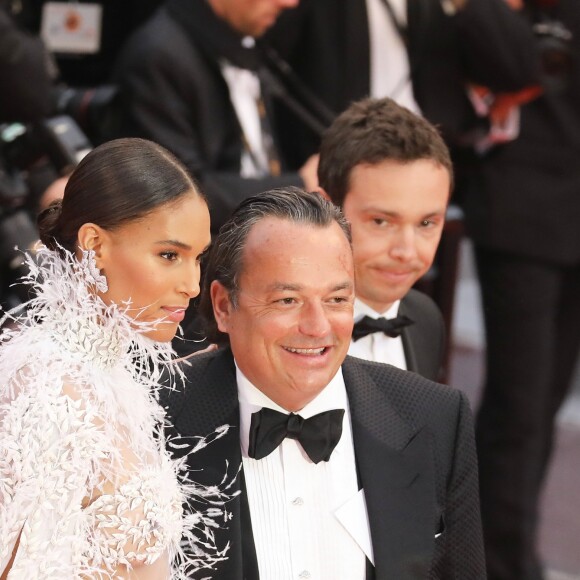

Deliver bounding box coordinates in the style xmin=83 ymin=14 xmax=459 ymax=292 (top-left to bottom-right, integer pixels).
xmin=299 ymin=154 xmax=319 ymax=191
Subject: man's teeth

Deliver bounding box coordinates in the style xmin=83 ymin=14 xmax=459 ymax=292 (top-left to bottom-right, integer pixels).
xmin=284 ymin=347 xmax=326 ymax=355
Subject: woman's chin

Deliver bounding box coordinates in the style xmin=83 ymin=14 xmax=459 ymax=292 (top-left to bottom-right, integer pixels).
xmin=143 ymin=321 xmax=178 ymax=343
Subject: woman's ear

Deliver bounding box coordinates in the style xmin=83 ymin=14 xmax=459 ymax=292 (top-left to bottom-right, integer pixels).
xmin=77 ymin=223 xmax=107 ymax=264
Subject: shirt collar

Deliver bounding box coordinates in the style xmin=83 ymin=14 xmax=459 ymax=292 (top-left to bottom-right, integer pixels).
xmin=353 ymin=297 xmax=401 ymax=322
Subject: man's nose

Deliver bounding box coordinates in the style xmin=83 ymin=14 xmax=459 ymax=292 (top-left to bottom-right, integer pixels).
xmin=389 ymin=226 xmax=418 ymax=262
xmin=299 ymin=301 xmax=332 ymax=337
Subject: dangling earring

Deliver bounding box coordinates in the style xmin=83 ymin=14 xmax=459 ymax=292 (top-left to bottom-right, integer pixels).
xmin=80 ymin=248 xmax=109 ymax=293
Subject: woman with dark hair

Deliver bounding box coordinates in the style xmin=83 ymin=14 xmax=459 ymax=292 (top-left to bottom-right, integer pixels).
xmin=0 ymin=138 xmax=222 ymax=578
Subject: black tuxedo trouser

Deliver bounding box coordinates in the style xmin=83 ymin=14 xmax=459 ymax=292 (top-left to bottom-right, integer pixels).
xmin=474 ymin=246 xmax=580 ymax=580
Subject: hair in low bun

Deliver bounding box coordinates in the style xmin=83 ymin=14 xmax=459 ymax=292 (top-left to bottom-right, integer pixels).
xmin=37 ymin=200 xmax=65 ymax=251
xmin=40 ymin=138 xmax=203 ymax=256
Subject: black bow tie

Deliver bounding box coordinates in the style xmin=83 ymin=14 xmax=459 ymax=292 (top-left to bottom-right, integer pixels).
xmin=352 ymin=314 xmax=414 ymax=341
xmin=247 ymin=407 xmax=345 ymax=464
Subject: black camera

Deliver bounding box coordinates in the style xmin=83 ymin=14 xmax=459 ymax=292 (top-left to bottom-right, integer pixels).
xmin=51 ymin=84 xmax=122 ymax=145
xmin=0 ymin=116 xmax=91 ymax=311
xmin=527 ymin=0 xmax=574 ymax=92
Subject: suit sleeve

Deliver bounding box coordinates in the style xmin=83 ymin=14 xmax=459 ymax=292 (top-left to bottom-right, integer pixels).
xmin=433 ymin=391 xmax=486 ymax=578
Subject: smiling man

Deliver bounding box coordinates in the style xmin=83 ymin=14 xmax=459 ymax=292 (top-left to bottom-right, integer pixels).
xmin=162 ymin=187 xmax=485 ymax=579
xmin=318 ymin=97 xmax=452 ymax=381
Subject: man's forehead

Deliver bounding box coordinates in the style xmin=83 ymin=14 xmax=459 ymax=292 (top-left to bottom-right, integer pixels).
xmin=240 ymin=217 xmax=353 ymax=274
xmin=245 ymin=216 xmax=347 ymax=245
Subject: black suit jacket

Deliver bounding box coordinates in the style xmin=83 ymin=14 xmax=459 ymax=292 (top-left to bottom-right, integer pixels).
xmin=112 ymin=5 xmax=302 ymax=233
xmin=163 ymin=348 xmax=485 ymax=579
xmin=398 ymin=289 xmax=445 ymax=381
xmin=266 ymin=0 xmax=539 ymax=167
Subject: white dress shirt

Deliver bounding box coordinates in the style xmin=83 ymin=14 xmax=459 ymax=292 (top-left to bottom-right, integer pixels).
xmin=220 ymin=37 xmax=270 ymax=178
xmin=348 ymin=298 xmax=408 ymax=370
xmin=366 ymin=0 xmax=421 ymax=114
xmin=237 ymin=364 xmax=373 ymax=580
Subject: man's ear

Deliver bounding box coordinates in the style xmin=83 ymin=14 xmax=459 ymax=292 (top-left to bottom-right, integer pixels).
xmin=315 ymin=186 xmax=331 ymax=202
xmin=211 ymin=280 xmax=233 ymax=334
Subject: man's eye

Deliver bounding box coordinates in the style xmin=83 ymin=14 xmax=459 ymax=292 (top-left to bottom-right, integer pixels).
xmin=277 ymin=297 xmax=295 ymax=305
xmin=372 ymin=218 xmax=388 ymax=227
xmin=330 ymin=296 xmax=348 ymax=304
xmin=420 ymin=219 xmax=442 ymax=230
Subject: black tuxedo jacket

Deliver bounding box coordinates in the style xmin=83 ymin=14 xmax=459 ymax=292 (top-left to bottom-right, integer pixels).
xmin=163 ymin=348 xmax=485 ymax=579
xmin=112 ymin=5 xmax=302 ymax=233
xmin=266 ymin=0 xmax=539 ymax=167
xmin=396 ymin=289 xmax=445 ymax=382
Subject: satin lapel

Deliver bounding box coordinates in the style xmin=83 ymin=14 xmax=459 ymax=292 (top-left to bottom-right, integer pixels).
xmin=343 ymin=358 xmax=436 ymax=580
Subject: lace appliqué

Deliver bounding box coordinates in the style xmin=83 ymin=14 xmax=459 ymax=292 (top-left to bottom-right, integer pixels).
xmin=50 ymin=307 xmax=126 ymax=369
xmin=86 ymin=468 xmax=184 ymax=571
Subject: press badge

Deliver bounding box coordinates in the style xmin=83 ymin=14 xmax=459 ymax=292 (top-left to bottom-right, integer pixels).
xmin=41 ymin=2 xmax=102 ymax=54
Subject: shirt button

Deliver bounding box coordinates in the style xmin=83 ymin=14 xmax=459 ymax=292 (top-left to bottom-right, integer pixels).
xmin=298 ymin=571 xmax=311 ymax=579
xmin=291 ymin=497 xmax=304 ymax=506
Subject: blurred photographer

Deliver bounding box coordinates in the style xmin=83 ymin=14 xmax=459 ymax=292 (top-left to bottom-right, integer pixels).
xmin=0 ymin=5 xmax=91 ymax=313
xmin=0 ymin=3 xmax=54 ymax=123
xmin=461 ymin=1 xmax=580 ymax=578
xmin=0 ymin=4 xmax=55 ymax=312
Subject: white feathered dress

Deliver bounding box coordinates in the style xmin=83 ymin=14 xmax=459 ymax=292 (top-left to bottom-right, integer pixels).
xmin=0 ymin=248 xmax=228 ymax=579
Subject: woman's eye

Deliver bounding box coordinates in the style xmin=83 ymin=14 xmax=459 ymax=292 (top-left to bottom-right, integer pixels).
xmin=160 ymin=251 xmax=178 ymax=261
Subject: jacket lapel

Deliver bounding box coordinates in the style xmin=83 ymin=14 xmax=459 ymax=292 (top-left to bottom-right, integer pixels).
xmin=343 ymin=357 xmax=436 ymax=580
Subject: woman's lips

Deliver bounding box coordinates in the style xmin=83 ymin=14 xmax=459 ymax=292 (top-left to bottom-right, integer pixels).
xmin=161 ymin=307 xmax=186 ymax=323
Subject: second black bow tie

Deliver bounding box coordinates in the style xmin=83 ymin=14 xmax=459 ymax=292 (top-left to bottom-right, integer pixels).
xmin=248 ymin=407 xmax=345 ymax=464
xmin=352 ymin=314 xmax=414 ymax=341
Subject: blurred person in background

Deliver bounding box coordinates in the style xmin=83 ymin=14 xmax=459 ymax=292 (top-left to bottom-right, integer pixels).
xmin=266 ymin=0 xmax=540 ymax=184
xmin=113 ymin=0 xmax=318 ymax=234
xmin=0 ymin=3 xmax=53 ymax=123
xmin=460 ymin=2 xmax=580 ymax=578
